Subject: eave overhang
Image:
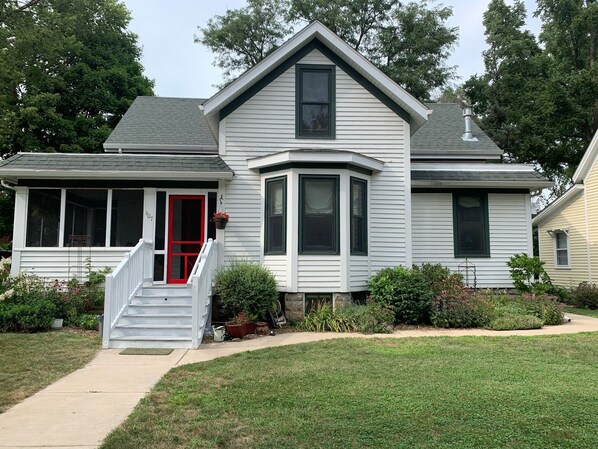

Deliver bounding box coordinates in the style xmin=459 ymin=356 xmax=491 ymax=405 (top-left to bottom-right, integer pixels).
xmin=247 ymin=150 xmax=384 ymax=173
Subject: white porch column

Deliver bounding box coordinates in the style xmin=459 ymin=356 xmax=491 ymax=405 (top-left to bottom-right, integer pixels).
xmin=11 ymin=187 xmax=28 ymax=277
xmin=143 ymin=188 xmax=157 ymax=243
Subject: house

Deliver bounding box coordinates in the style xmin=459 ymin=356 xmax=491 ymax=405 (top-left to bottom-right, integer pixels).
xmin=532 ymin=131 xmax=598 ymax=286
xmin=0 ymin=21 xmax=550 ymax=348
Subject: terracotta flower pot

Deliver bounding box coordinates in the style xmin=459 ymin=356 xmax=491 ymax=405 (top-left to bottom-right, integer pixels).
xmin=256 ymin=322 xmax=269 ymax=335
xmin=225 ymin=323 xmax=245 ymax=338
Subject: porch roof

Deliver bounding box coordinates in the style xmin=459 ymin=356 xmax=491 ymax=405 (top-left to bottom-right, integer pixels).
xmin=0 ymin=153 xmax=233 ymax=182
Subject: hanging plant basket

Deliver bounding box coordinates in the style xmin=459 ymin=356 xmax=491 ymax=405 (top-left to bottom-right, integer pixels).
xmin=211 ymin=212 xmax=230 ymax=230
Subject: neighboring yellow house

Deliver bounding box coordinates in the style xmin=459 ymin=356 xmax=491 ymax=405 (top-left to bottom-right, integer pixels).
xmin=533 ymin=131 xmax=598 ymax=286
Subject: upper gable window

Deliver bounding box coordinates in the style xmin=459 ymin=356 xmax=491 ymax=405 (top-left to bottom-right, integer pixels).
xmin=296 ymin=65 xmax=335 ymax=138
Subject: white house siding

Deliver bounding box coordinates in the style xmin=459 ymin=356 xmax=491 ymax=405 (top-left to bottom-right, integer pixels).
xmin=16 ymin=248 xmax=128 ymax=281
xmin=263 ymin=255 xmax=287 ymax=290
xmin=297 ymin=255 xmax=342 ymax=292
xmin=412 ymin=192 xmax=531 ymax=288
xmin=350 ymin=256 xmax=369 ymax=290
xmin=222 ymin=49 xmax=408 ymax=292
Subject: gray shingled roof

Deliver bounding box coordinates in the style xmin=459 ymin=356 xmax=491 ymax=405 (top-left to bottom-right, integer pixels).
xmin=104 ymin=97 xmax=217 ymax=150
xmin=411 ymin=169 xmax=551 ymax=187
xmin=412 ymin=103 xmax=503 ymax=157
xmin=0 ymin=153 xmax=232 ymax=179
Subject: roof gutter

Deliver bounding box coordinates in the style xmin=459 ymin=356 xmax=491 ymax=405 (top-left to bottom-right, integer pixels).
xmin=0 ymin=169 xmax=234 ymax=181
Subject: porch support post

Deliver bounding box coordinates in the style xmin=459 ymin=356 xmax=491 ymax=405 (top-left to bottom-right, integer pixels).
xmin=11 ymin=187 xmax=28 ymax=277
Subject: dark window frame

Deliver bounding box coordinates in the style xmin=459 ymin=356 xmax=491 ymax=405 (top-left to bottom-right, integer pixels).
xmin=299 ymin=174 xmax=340 ymax=255
xmin=350 ymin=177 xmax=368 ymax=255
xmin=264 ymin=176 xmax=287 ymax=255
xmin=295 ymin=64 xmax=336 ymax=139
xmin=453 ymin=192 xmax=490 ymax=257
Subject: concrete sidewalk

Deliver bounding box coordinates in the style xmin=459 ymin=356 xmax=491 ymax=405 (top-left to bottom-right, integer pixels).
xmin=1 ymin=313 xmax=597 ymax=449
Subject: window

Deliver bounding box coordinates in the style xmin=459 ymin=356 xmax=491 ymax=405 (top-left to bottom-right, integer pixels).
xmin=453 ymin=193 xmax=490 ymax=257
xmin=299 ymin=175 xmax=339 ymax=254
xmin=265 ymin=177 xmax=286 ymax=254
xmin=554 ymin=231 xmax=569 ymax=267
xmin=64 ymin=190 xmax=107 ymax=247
xmin=350 ymin=177 xmax=367 ymax=255
xmin=296 ymin=65 xmax=335 ymax=138
xmin=26 ymin=189 xmax=61 ymax=247
xmin=110 ymin=190 xmax=143 ymax=247
xmin=305 ymin=293 xmax=332 ymax=314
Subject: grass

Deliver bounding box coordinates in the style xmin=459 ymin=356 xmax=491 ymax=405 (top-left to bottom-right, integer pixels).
xmin=565 ymin=306 xmax=598 ymax=318
xmin=0 ymin=329 xmax=100 ymax=413
xmin=102 ymin=334 xmax=598 ymax=449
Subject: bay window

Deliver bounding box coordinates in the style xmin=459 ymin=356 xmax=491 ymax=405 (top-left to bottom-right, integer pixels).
xmin=350 ymin=178 xmax=367 ymax=255
xmin=265 ymin=177 xmax=287 ymax=255
xmin=299 ymin=175 xmax=339 ymax=254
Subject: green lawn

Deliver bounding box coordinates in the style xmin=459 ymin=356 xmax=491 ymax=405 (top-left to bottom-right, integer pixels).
xmin=565 ymin=306 xmax=598 ymax=318
xmin=0 ymin=330 xmax=99 ymax=413
xmin=102 ymin=334 xmax=598 ymax=449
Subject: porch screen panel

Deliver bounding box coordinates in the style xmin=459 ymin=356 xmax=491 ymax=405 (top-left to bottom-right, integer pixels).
xmin=26 ymin=189 xmax=61 ymax=247
xmin=64 ymin=190 xmax=107 ymax=247
xmin=110 ymin=190 xmax=143 ymax=247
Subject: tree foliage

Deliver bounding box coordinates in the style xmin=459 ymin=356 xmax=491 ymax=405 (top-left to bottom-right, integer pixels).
xmin=197 ymin=0 xmax=458 ymax=100
xmin=464 ymin=0 xmax=598 ymax=187
xmin=0 ymin=0 xmax=154 ymax=158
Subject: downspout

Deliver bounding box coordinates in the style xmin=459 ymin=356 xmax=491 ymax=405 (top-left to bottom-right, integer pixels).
xmin=1 ymin=180 xmax=16 ymax=191
xmin=583 ymin=184 xmax=592 ymax=282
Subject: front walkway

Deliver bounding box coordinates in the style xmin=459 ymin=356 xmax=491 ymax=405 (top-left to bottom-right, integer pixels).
xmin=1 ymin=313 xmax=597 ymax=449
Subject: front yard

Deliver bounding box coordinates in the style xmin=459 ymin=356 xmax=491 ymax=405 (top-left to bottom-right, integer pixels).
xmin=102 ymin=333 xmax=598 ymax=449
xmin=0 ymin=329 xmax=99 ymax=413
xmin=565 ymin=306 xmax=598 ymax=318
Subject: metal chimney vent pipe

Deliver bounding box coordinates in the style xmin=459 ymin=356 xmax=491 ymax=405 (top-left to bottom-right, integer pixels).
xmin=462 ymin=107 xmax=477 ymax=141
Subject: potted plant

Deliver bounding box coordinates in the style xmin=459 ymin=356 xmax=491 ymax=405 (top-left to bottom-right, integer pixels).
xmin=211 ymin=211 xmax=229 ymax=230
xmin=225 ymin=312 xmax=246 ymax=338
xmin=243 ymin=312 xmax=258 ymax=334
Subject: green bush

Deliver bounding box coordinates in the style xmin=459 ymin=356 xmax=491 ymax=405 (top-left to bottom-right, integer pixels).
xmin=77 ymin=313 xmax=99 ymax=330
xmin=214 ymin=260 xmax=278 ymax=319
xmin=368 ymin=266 xmax=432 ymax=324
xmin=414 ymin=263 xmax=463 ymax=297
xmin=430 ymin=287 xmax=494 ymax=328
xmin=0 ymin=300 xmax=56 ymax=332
xmin=570 ymin=282 xmax=598 ymax=309
xmin=487 ymin=314 xmax=543 ymax=331
xmin=507 ymin=253 xmax=552 ymax=294
xmin=483 ymin=292 xmax=565 ymax=326
xmin=300 ymin=301 xmax=394 ymax=334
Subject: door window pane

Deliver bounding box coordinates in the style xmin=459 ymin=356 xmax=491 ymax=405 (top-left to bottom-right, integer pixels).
xmin=64 ymin=190 xmax=107 ymax=247
xmin=26 ymin=189 xmax=61 ymax=247
xmin=110 ymin=190 xmax=143 ymax=247
xmin=265 ymin=177 xmax=286 ymax=254
xmin=300 ymin=176 xmax=339 ymax=254
xmin=155 ymin=191 xmax=166 ymax=250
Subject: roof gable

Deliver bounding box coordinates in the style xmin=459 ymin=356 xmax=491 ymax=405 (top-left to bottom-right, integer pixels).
xmin=572 ymin=130 xmax=598 ymax=183
xmin=203 ymin=21 xmax=430 ymax=135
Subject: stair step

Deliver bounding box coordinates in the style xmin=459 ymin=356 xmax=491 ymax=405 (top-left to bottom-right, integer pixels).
xmin=107 ymin=335 xmax=193 ymax=349
xmin=131 ymin=296 xmax=191 ymax=305
xmin=127 ymin=304 xmax=192 ymax=314
xmin=118 ymin=314 xmax=191 ymax=326
xmin=116 ymin=323 xmax=191 ymax=329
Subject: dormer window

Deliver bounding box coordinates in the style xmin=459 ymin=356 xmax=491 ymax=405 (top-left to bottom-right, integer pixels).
xmin=296 ymin=65 xmax=335 ymax=138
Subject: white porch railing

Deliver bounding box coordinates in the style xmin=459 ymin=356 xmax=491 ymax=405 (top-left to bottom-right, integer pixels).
xmin=189 ymin=238 xmax=221 ymax=348
xmin=103 ymin=239 xmax=153 ymax=348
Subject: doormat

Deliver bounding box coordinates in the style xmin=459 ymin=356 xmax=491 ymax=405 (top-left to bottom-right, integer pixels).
xmin=120 ymin=348 xmax=174 ymax=355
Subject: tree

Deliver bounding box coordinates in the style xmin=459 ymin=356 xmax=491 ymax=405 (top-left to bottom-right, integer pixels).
xmin=0 ymin=0 xmax=154 ymax=158
xmin=464 ymin=0 xmax=598 ymax=188
xmin=197 ymin=0 xmax=458 ymax=100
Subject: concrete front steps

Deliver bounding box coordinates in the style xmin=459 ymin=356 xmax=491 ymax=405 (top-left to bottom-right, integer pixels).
xmin=108 ymin=285 xmax=195 ymax=349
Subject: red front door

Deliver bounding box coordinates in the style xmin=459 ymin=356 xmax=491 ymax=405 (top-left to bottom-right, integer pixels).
xmin=167 ymin=195 xmax=205 ymax=284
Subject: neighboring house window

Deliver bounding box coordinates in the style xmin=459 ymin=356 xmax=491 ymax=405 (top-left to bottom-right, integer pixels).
xmin=350 ymin=177 xmax=367 ymax=255
xmin=296 ymin=65 xmax=335 ymax=138
xmin=453 ymin=193 xmax=490 ymax=257
xmin=265 ymin=176 xmax=287 ymax=255
xmin=26 ymin=189 xmax=61 ymax=247
xmin=299 ymin=175 xmax=339 ymax=254
xmin=554 ymin=231 xmax=570 ymax=267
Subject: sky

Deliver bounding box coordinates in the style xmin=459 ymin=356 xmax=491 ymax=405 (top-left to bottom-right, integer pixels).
xmin=120 ymin=0 xmax=542 ymax=99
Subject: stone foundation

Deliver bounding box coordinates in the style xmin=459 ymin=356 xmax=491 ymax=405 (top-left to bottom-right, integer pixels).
xmin=284 ymin=292 xmax=305 ymax=321
xmin=333 ymin=292 xmax=352 ymax=310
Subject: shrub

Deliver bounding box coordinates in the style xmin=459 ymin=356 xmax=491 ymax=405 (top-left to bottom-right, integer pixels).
xmin=214 ymin=260 xmax=278 ymax=319
xmin=77 ymin=313 xmax=99 ymax=330
xmin=570 ymin=282 xmax=598 ymax=309
xmin=487 ymin=314 xmax=543 ymax=331
xmin=414 ymin=263 xmax=463 ymax=297
xmin=0 ymin=300 xmax=56 ymax=332
xmin=300 ymin=301 xmax=394 ymax=334
xmin=368 ymin=266 xmax=432 ymax=324
xmin=483 ymin=292 xmax=565 ymax=326
xmin=430 ymin=286 xmax=494 ymax=328
xmin=507 ymin=253 xmax=552 ymax=294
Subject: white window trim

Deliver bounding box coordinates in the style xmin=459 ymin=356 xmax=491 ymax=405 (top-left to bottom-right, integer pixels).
xmin=553 ymin=230 xmax=571 ymax=269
